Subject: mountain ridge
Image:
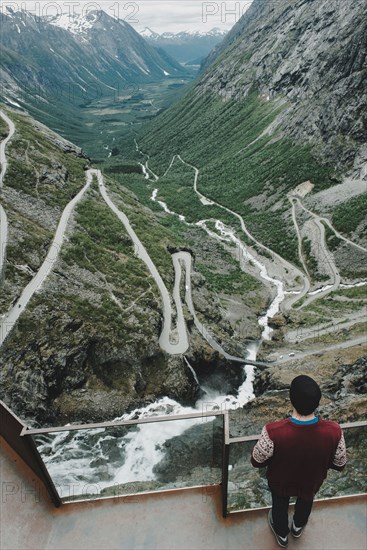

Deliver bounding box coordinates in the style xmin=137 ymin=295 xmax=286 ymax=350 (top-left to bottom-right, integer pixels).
xmin=0 ymin=7 xmax=188 ymax=148
xmin=139 ymin=25 xmax=227 ymax=64
xmin=140 ymin=27 xmax=227 ymax=39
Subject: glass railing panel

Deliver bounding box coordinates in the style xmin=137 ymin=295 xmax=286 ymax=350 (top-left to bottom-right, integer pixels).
xmin=227 ymin=424 xmax=366 ymax=513
xmin=32 ymin=415 xmax=223 ymax=502
xmin=227 ymin=440 xmax=271 ymax=512
xmin=318 ymin=424 xmax=366 ymax=499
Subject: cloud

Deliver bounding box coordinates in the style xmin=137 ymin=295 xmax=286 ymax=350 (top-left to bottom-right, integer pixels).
xmin=1 ymin=0 xmax=253 ymax=33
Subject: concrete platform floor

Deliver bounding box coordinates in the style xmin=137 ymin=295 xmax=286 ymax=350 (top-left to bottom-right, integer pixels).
xmin=1 ymin=437 xmax=366 ymax=550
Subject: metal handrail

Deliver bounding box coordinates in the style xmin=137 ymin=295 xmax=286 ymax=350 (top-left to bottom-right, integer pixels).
xmin=21 ymin=410 xmax=226 ymax=436
xmin=227 ymin=420 xmax=367 ymax=444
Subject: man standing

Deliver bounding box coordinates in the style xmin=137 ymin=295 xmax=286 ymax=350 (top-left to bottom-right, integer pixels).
xmin=251 ymin=375 xmax=347 ymax=548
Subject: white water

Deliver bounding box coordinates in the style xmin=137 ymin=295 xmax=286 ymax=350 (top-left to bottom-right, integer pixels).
xmin=307 ymin=280 xmax=367 ymax=297
xmin=184 ymin=357 xmax=200 ymax=386
xmin=196 ymin=220 xmax=285 ymax=341
xmin=308 ymin=284 xmax=334 ymax=296
xmin=38 ymin=189 xmax=277 ymax=498
xmin=139 ymin=162 xmax=150 ymax=180
xmin=39 ymin=343 xmax=258 ymax=498
xmin=151 ymin=188 xmax=186 ymax=222
xmin=151 ymin=177 xmax=285 ymax=342
xmin=340 ymin=281 xmax=367 ymax=289
xmin=214 ymin=220 xmax=285 ymax=341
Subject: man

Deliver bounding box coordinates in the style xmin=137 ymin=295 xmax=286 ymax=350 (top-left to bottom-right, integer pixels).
xmin=251 ymin=375 xmax=346 ymax=548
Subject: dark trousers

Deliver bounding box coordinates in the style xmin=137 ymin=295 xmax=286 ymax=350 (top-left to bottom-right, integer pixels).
xmin=271 ymin=491 xmax=314 ymax=537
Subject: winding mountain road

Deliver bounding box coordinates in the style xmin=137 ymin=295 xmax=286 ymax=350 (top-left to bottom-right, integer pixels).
xmin=98 ymin=170 xmax=189 ymax=355
xmin=269 ymin=335 xmax=367 ymax=365
xmin=0 ymin=109 xmax=16 ymax=279
xmin=0 ymin=169 xmax=93 ymax=346
xmin=299 ymin=218 xmax=341 ymax=309
xmin=0 ymin=163 xmax=190 ymax=354
xmin=289 ymin=196 xmax=311 ymax=280
xmin=172 ymin=251 xmax=267 ymax=367
xmin=149 ymin=151 xmax=367 ymax=356
xmin=0 ymin=123 xmax=194 ymax=357
xmin=295 ymin=197 xmax=367 ymax=254
xmin=99 ymin=170 xmax=264 ymax=363
xmin=289 ymin=194 xmax=366 ymax=308
xmin=2 ymin=119 xmax=363 ymax=366
xmin=0 ymin=129 xmax=240 ymax=359
xmin=0 ymin=110 xmax=15 ymax=189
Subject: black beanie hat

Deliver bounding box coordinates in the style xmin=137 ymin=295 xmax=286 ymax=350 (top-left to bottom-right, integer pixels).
xmin=290 ymin=375 xmax=321 ymax=415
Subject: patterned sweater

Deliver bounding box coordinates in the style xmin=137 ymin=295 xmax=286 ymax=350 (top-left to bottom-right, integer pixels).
xmin=251 ymin=417 xmax=347 ymax=499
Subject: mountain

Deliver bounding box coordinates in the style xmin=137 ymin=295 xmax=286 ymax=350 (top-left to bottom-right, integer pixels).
xmin=136 ymin=0 xmax=367 ymax=274
xmin=139 ymin=27 xmax=227 ymax=64
xmin=1 ymin=8 xmax=186 ymax=87
xmin=0 ymin=8 xmax=187 ymax=148
xmin=45 ymin=11 xmax=185 ymax=77
xmin=140 ymin=27 xmax=161 ymax=40
xmin=200 ymin=0 xmax=367 ymax=169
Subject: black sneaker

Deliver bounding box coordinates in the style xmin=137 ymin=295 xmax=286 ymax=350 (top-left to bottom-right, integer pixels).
xmin=268 ymin=510 xmax=289 ymax=548
xmin=291 ymin=519 xmax=305 ymax=538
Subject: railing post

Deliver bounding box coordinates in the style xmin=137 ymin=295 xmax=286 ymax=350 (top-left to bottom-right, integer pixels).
xmin=22 ymin=432 xmax=62 ymax=508
xmin=221 ymin=411 xmax=230 ymax=518
xmin=0 ymin=400 xmax=62 ymax=507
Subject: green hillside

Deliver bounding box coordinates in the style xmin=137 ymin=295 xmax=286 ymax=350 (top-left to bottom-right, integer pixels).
xmin=135 ymin=89 xmax=336 ymax=264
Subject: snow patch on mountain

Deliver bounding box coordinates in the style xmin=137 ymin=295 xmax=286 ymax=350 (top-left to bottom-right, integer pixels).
xmin=47 ymin=11 xmax=99 ymax=36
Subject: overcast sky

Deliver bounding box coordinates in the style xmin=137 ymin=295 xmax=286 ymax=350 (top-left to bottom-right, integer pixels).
xmin=1 ymin=1 xmax=253 ymax=33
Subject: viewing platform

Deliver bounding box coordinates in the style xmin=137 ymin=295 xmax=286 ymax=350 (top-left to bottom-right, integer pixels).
xmin=1 ymin=436 xmax=366 ymax=550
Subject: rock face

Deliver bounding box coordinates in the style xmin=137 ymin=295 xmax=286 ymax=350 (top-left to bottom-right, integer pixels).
xmin=153 ymin=416 xmax=223 ymax=484
xmin=1 ymin=8 xmax=186 ymax=93
xmin=0 ymin=324 xmax=200 ymax=425
xmin=201 ymin=0 xmax=367 ymax=172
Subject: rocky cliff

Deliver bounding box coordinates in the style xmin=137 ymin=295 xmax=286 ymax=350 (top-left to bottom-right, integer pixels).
xmin=201 ymin=0 xmax=367 ymax=172
xmin=138 ymin=0 xmax=367 ymax=286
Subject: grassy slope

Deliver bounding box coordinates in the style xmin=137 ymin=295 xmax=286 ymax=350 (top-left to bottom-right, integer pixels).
xmin=0 ymin=108 xmax=88 ymax=312
xmin=332 ymin=193 xmax=367 ymax=237
xmin=2 ymin=106 xmax=264 ymax=355
xmin=103 ymin=163 xmax=265 ymax=319
xmin=138 ymin=89 xmax=336 ymax=264
xmin=0 ymin=107 xmax=180 ymax=328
